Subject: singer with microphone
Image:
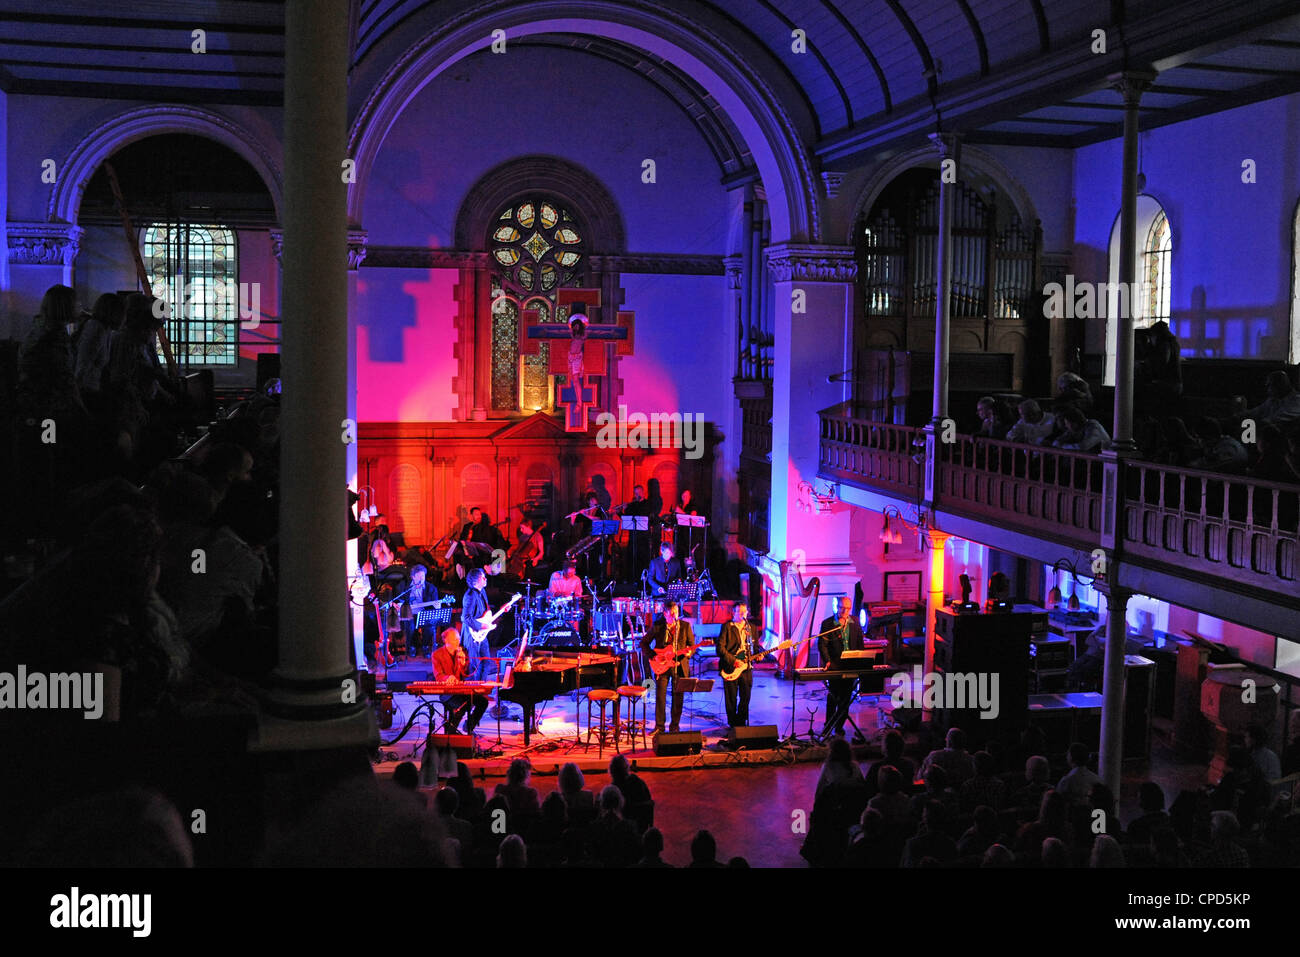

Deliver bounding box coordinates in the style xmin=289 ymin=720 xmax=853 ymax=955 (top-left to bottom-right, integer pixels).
xmin=432 ymin=627 xmax=488 ymax=734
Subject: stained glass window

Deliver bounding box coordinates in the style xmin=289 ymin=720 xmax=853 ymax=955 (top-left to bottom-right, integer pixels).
xmin=488 ymin=196 xmax=586 ymax=412
xmin=1143 ymin=210 xmax=1171 ymax=326
xmin=142 ymin=223 xmax=238 ymax=366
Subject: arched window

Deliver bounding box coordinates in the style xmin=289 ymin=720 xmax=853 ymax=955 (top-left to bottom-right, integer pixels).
xmin=487 ymin=196 xmax=587 ymax=412
xmin=1143 ymin=209 xmax=1172 ymax=325
xmin=1105 ymin=195 xmax=1171 ymax=384
xmin=142 ymin=223 xmax=238 ymax=366
xmin=1290 ymin=200 xmax=1300 ymax=364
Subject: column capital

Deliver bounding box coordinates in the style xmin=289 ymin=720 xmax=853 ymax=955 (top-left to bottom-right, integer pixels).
xmin=927 ymin=131 xmax=962 ymax=160
xmin=723 ymin=254 xmax=744 ymax=289
xmin=820 ymin=171 xmax=846 ymax=199
xmin=269 ymin=228 xmax=368 ymax=268
xmin=6 ymin=221 xmax=83 ymax=266
xmin=763 ymin=243 xmax=857 ymax=283
xmin=1108 ymin=70 xmax=1157 ymax=105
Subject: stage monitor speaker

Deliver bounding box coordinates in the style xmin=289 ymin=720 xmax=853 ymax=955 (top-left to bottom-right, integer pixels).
xmin=727 ymin=725 xmax=779 ymax=750
xmin=426 ymin=733 xmax=475 ymax=758
xmin=654 ymin=731 xmax=703 ymax=756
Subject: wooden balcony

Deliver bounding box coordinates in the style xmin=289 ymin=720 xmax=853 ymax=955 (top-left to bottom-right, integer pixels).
xmin=818 ymin=406 xmax=1300 ymax=633
xmin=736 ymin=378 xmax=773 ymax=463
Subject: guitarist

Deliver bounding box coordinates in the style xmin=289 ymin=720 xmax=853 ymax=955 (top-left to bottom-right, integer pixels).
xmin=461 ymin=567 xmax=495 ymax=681
xmin=641 ymin=600 xmax=696 ymax=735
xmin=403 ymin=564 xmax=438 ymax=657
xmin=717 ymin=602 xmax=755 ymax=728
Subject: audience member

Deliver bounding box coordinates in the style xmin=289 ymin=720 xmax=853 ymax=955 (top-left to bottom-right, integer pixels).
xmin=1005 ymin=399 xmax=1056 ymax=445
xmin=901 ymin=800 xmax=958 ymax=868
xmin=587 ymin=786 xmax=641 ymax=868
xmin=1009 ymin=755 xmax=1053 ymax=811
xmin=496 ymin=834 xmax=527 ymax=868
xmin=494 ymin=757 xmax=542 ymax=814
xmin=1198 ymin=811 xmax=1250 ymax=868
xmin=634 ymin=827 xmax=672 ymax=868
xmin=865 ymin=730 xmax=914 ymax=796
xmin=957 ymin=805 xmax=1004 ymax=858
xmin=1127 ymin=782 xmax=1171 ymax=845
xmin=1242 ymin=370 xmax=1300 ymax=430
xmin=1246 ymin=723 xmax=1282 ymax=782
xmin=960 ymin=750 xmax=1006 ymax=811
xmin=975 ymin=396 xmax=1013 ymax=439
xmin=552 ymin=762 xmax=595 ymax=818
xmin=1056 ymin=742 xmax=1100 ymax=807
xmin=816 ymin=735 xmax=864 ymax=798
xmin=1052 ymin=406 xmax=1110 ymax=453
xmin=688 ymin=829 xmax=724 ymax=868
xmin=1190 ymin=417 xmax=1248 ymax=473
xmin=917 ymin=727 xmax=976 ymax=787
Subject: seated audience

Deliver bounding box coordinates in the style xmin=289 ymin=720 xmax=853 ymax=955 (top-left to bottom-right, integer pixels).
xmin=496 ymin=834 xmax=527 ymax=868
xmin=957 ymin=805 xmax=1004 ymax=858
xmin=1056 ymin=742 xmax=1101 ymax=807
xmin=1052 ymin=406 xmax=1110 ymax=453
xmin=587 ymin=786 xmax=641 ymax=868
xmin=865 ymin=730 xmax=914 ymax=796
xmin=1040 ymin=836 xmax=1071 ymax=868
xmin=844 ymin=808 xmax=904 ymax=868
xmin=960 ymin=751 xmax=1006 ymax=811
xmin=433 ymin=787 xmax=473 ymax=858
xmin=918 ymin=727 xmax=976 ymax=787
xmin=866 ymin=765 xmax=914 ymax=835
xmin=1127 ymin=782 xmax=1171 ymax=845
xmin=1190 ymin=417 xmax=1248 ymax=473
xmin=981 ymin=843 xmax=1014 ymax=867
xmin=1016 ymin=790 xmax=1072 ymax=858
xmin=816 ymin=735 xmax=864 ymax=798
xmin=1005 ymin=399 xmax=1056 ymax=445
xmin=1009 ymin=755 xmax=1053 ymax=812
xmin=1246 ymin=723 xmax=1282 ymax=782
xmin=1242 ymin=370 xmax=1300 ymax=430
xmin=551 ymin=762 xmax=595 ymax=818
xmin=634 ymin=827 xmax=672 ymax=868
xmin=494 ymin=757 xmax=542 ymax=814
xmin=688 ymin=829 xmax=724 ymax=868
xmin=901 ymin=800 xmax=958 ymax=868
xmin=975 ymin=396 xmax=1013 ymax=439
xmin=1197 ymin=811 xmax=1250 ymax=868
xmin=1055 ymin=372 xmax=1093 ymax=412
xmin=608 ymin=754 xmax=652 ymax=811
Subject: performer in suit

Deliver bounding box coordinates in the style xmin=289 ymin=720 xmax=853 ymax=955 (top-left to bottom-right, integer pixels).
xmin=646 ymin=542 xmax=683 ymax=596
xmin=717 ymin=602 xmax=755 ymax=728
xmin=621 ymin=484 xmax=652 ymax=578
xmin=403 ymin=564 xmax=438 ymax=657
xmin=461 ymin=567 xmax=494 ymax=681
xmin=432 ymin=627 xmax=488 ymax=734
xmin=641 ymin=600 xmax=696 ymax=734
xmin=818 ymin=596 xmax=865 ymax=738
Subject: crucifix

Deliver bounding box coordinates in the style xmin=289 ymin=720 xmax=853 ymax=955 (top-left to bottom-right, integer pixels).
xmin=518 ymin=288 xmax=636 ymax=432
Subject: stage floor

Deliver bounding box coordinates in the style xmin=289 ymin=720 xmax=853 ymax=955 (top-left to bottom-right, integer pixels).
xmin=374 ymin=662 xmax=896 ymax=777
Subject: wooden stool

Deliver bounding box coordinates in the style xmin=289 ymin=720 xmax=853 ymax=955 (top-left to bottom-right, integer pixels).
xmin=585 ymin=689 xmax=621 ymax=756
xmin=616 ymin=685 xmax=649 ymax=753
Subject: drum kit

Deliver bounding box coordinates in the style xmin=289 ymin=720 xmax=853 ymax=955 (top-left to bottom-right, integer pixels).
xmin=515 ymin=586 xmax=666 ymax=685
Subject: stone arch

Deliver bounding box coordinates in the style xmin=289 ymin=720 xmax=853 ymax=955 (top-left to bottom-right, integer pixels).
xmin=846 ymin=144 xmax=1038 ymax=243
xmin=347 ymin=0 xmax=818 ymax=242
xmin=48 ymin=105 xmax=283 ymax=225
xmin=456 ymin=155 xmax=625 ymax=253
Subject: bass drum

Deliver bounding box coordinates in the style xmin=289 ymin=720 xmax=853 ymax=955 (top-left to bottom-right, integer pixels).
xmin=535 ymin=620 xmax=580 ymax=648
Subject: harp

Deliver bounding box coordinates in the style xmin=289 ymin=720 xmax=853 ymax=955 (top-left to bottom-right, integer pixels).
xmin=776 ymin=559 xmax=820 ymax=674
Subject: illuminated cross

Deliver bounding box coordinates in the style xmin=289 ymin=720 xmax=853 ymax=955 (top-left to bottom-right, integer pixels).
xmin=557 ymin=376 xmax=598 ymax=431
xmin=518 ymin=288 xmax=636 ymax=432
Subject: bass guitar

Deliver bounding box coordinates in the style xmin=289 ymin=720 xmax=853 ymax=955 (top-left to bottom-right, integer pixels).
xmin=721 ymin=639 xmax=793 ymax=681
xmin=409 ymin=595 xmax=456 ymax=612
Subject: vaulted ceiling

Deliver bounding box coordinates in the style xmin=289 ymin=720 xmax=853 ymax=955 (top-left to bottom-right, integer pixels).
xmin=1 ymin=0 xmax=1299 ymax=171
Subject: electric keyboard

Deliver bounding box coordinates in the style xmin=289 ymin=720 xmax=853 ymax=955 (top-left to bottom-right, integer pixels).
xmin=405 ymin=680 xmax=501 ymax=695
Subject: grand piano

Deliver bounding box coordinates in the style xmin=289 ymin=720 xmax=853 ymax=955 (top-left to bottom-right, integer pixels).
xmin=500 ymin=645 xmax=621 ymax=745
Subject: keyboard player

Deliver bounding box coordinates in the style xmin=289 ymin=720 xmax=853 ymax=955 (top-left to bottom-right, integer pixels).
xmin=432 ymin=627 xmax=488 ymax=734
xmin=817 ymin=597 xmax=864 ymax=738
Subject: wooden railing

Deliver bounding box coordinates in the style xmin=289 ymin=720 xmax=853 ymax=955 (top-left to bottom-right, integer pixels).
xmin=819 ymin=408 xmax=1300 ymax=601
xmin=1125 ymin=461 xmax=1298 ymax=592
xmin=818 ymin=404 xmax=922 ymax=499
xmin=936 ymin=434 xmax=1105 ymax=552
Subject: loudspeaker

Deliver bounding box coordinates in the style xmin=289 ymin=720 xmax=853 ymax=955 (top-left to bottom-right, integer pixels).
xmin=726 ymin=725 xmax=779 ymax=750
xmin=653 ymin=731 xmax=703 ymax=756
xmin=427 ymin=733 xmax=475 ymax=758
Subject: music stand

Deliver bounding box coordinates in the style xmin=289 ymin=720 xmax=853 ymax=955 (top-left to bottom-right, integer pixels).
xmin=676 ymin=677 xmax=714 ymax=734
xmin=621 ymin=515 xmax=648 ymax=579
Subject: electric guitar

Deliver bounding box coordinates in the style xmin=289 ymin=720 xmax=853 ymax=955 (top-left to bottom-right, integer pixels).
xmin=721 ymin=639 xmax=794 ymax=681
xmin=464 ymin=592 xmax=523 ymax=644
xmin=409 ymin=595 xmax=456 ymax=611
xmin=649 ymin=640 xmax=698 ymax=678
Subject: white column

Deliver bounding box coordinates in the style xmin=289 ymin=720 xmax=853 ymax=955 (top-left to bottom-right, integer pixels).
xmin=259 ymin=0 xmax=369 ymax=744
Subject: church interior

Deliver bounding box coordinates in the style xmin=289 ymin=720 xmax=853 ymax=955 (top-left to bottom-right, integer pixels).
xmin=1 ymin=0 xmax=1300 ymax=880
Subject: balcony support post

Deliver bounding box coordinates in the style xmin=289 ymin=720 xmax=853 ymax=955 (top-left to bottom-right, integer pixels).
xmin=1097 ymin=583 xmax=1133 ymax=797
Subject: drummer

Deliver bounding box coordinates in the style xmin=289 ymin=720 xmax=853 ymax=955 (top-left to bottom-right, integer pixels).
xmin=547 ymin=559 xmax=585 ymax=600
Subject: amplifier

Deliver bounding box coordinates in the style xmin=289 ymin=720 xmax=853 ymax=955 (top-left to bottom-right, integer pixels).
xmin=653 ymin=731 xmax=703 ymax=756
xmin=726 ymin=725 xmax=780 ymax=750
